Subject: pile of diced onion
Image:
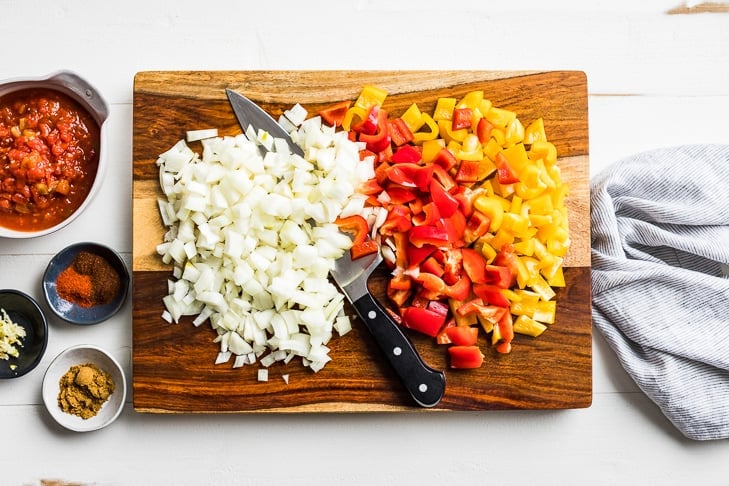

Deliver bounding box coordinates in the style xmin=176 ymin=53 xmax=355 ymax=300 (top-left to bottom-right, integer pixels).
xmin=155 ymin=105 xmax=376 ymax=373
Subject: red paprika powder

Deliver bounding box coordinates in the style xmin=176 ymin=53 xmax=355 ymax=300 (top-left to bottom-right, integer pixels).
xmin=56 ymin=251 xmax=120 ymax=307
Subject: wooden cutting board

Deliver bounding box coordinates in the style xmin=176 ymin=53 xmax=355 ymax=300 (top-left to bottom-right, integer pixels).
xmin=132 ymin=70 xmax=591 ymax=413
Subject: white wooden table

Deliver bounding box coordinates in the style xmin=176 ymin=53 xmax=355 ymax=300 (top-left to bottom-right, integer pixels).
xmin=2 ymin=1 xmax=728 ymax=484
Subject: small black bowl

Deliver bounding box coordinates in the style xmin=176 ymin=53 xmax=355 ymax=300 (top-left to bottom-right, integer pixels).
xmin=0 ymin=289 xmax=48 ymax=379
xmin=43 ymin=242 xmax=129 ymax=325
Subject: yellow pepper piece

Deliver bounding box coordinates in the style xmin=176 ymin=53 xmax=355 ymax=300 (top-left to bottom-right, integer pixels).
xmin=534 ymin=300 xmax=557 ymax=323
xmin=433 ymin=97 xmax=457 ymax=121
xmin=477 ymin=157 xmax=497 ymax=180
xmin=529 ymin=140 xmax=558 ymax=165
xmin=438 ymin=119 xmax=468 ymax=143
xmin=457 ymin=90 xmax=484 ymax=109
xmin=486 ymin=106 xmax=517 ymax=128
xmin=513 ymin=315 xmax=547 ymax=337
xmin=504 ymin=117 xmax=525 ymax=146
xmin=502 ymin=143 xmax=530 ymax=173
xmin=354 ymin=85 xmax=388 ymax=110
xmin=524 ymin=117 xmax=547 ymax=144
xmin=420 ymin=138 xmax=446 ymax=163
xmin=412 ymin=113 xmax=439 ymax=143
xmin=401 ymin=103 xmax=424 ymax=133
xmin=341 ymin=106 xmax=367 ymax=132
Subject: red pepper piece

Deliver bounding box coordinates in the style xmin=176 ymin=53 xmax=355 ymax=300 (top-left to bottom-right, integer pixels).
xmin=476 ymin=118 xmax=493 ymax=143
xmin=401 ymin=306 xmax=447 ymax=337
xmin=461 ymin=248 xmax=487 ymax=284
xmin=442 ymin=209 xmax=466 ymax=247
xmin=445 ymin=326 xmax=479 ymax=346
xmin=495 ymin=152 xmax=520 ymax=184
xmin=448 ymin=345 xmax=484 ymax=369
xmin=432 ymin=164 xmax=456 ymax=191
xmin=319 ymin=100 xmax=351 ymax=127
xmin=452 ymin=107 xmax=473 ymax=130
xmin=379 ymin=204 xmax=412 ymax=235
xmin=494 ymin=312 xmax=514 ymax=354
xmin=353 ymin=104 xmax=381 ymax=135
xmin=429 ymin=179 xmax=459 ymax=218
xmin=406 ymin=243 xmax=437 ymax=268
xmin=409 ymin=224 xmax=450 ymax=248
xmin=464 ymin=211 xmax=491 ymax=243
xmin=383 ymin=186 xmax=417 ymax=205
xmin=388 ymin=117 xmax=415 ymax=147
xmin=432 ymin=147 xmax=459 ymax=171
xmin=390 ymin=144 xmax=422 ymax=164
xmin=359 ymin=106 xmax=391 ymax=152
xmin=493 ymin=248 xmax=519 ymax=287
xmin=484 ymin=264 xmax=513 ymax=289
xmin=436 ymin=318 xmax=457 ymax=345
xmin=473 ymin=284 xmax=510 ymax=307
xmin=358 ymin=178 xmax=383 ymax=195
xmin=420 ymin=256 xmax=445 ymax=277
xmin=411 ymin=201 xmax=441 ymax=227
xmin=455 ymin=159 xmax=481 ymax=183
xmin=335 ymin=215 xmax=379 ymax=260
xmin=386 ymin=163 xmax=434 ymax=192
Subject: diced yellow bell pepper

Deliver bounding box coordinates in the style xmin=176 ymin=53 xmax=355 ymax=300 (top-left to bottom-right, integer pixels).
xmin=438 ymin=120 xmax=468 ymax=143
xmin=421 ymin=138 xmax=446 ymax=163
xmin=412 ymin=113 xmax=440 ymax=143
xmin=483 ymin=138 xmax=501 ymax=161
xmin=504 ymin=117 xmax=525 ymax=146
xmin=433 ymin=97 xmax=457 ymax=121
xmin=546 ymin=266 xmax=566 ymax=287
xmin=529 ymin=273 xmax=556 ymax=301
xmin=478 ymin=99 xmax=493 ymax=118
xmin=524 ymin=117 xmax=547 ymax=144
xmin=529 ymin=140 xmax=558 ymax=165
xmin=490 ymin=227 xmax=514 ymax=250
xmin=534 ymin=300 xmax=557 ymax=324
xmin=486 ymin=106 xmax=517 ymax=128
xmin=502 ymin=143 xmax=530 ymax=173
xmin=341 ymin=106 xmax=368 ymax=132
xmin=501 ymin=212 xmax=530 ymax=238
xmin=512 ymin=238 xmax=535 ymax=256
xmin=401 ymin=103 xmax=425 ymax=133
xmin=480 ymin=241 xmax=497 ymax=264
xmin=490 ymin=128 xmax=506 ymax=146
xmin=513 ymin=315 xmax=547 ymax=337
xmin=354 ymin=85 xmax=388 ymax=110
xmin=457 ymin=90 xmax=484 ymax=110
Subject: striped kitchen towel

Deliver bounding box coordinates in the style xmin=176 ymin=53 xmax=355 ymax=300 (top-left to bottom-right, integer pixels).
xmin=591 ymin=145 xmax=729 ymax=440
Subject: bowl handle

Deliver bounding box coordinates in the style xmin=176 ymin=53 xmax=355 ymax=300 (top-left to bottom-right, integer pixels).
xmin=48 ymin=71 xmax=109 ymax=124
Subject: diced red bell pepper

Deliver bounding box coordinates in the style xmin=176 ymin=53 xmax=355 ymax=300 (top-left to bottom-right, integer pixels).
xmin=429 ymin=179 xmax=459 ymax=218
xmin=384 ymin=186 xmax=417 ymax=205
xmin=413 ymin=272 xmax=471 ymax=301
xmin=409 ymin=224 xmax=450 ymax=249
xmin=335 ymin=215 xmax=379 ymax=260
xmin=473 ymin=284 xmax=510 ymax=307
xmin=461 ymin=248 xmax=487 ymax=284
xmin=427 ymin=299 xmax=450 ymax=318
xmin=353 ymin=104 xmax=381 ymax=135
xmin=495 ymin=152 xmax=520 ymax=184
xmin=476 ymin=118 xmax=493 ymax=143
xmin=436 ymin=319 xmax=457 ymax=345
xmin=432 ymin=147 xmax=459 ymax=171
xmin=452 ymin=107 xmax=473 ymax=130
xmin=431 ymin=164 xmax=456 ymax=192
xmin=420 ymin=256 xmax=445 ymax=277
xmin=493 ymin=248 xmax=519 ymax=287
xmin=448 ymin=345 xmax=484 ymax=369
xmin=379 ymin=204 xmax=412 ymax=235
xmin=386 ymin=163 xmax=434 ymax=192
xmin=319 ymin=100 xmax=351 ymax=128
xmin=358 ymin=178 xmax=383 ymax=195
xmin=411 ymin=202 xmax=441 ymax=227
xmin=445 ymin=326 xmax=479 ymax=346
xmin=484 ymin=264 xmax=513 ymax=289
xmin=442 ymin=209 xmax=466 ymax=247
xmin=464 ymin=211 xmax=491 ymax=243
xmin=402 ymin=306 xmax=447 ymax=337
xmin=494 ymin=311 xmax=514 ymax=354
xmin=388 ymin=117 xmax=415 ymax=147
xmin=390 ymin=144 xmax=422 ymax=163
xmin=406 ymin=243 xmax=436 ymax=268
xmin=359 ymin=106 xmax=391 ymax=152
xmin=455 ymin=159 xmax=481 ymax=183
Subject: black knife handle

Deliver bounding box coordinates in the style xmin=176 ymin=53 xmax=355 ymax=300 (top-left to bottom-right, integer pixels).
xmin=352 ymin=292 xmax=446 ymax=408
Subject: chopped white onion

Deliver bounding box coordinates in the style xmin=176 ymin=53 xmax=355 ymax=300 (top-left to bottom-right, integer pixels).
xmin=155 ymin=116 xmax=373 ymax=372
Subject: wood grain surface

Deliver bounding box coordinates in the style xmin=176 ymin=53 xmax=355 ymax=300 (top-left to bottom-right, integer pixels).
xmin=132 ymin=70 xmax=591 ymax=413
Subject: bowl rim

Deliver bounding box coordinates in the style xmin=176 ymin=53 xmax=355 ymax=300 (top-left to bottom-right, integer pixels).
xmin=0 ymin=70 xmax=109 ymax=239
xmin=0 ymin=288 xmax=49 ymax=379
xmin=42 ymin=343 xmax=127 ymax=432
xmin=42 ymin=241 xmax=130 ymax=325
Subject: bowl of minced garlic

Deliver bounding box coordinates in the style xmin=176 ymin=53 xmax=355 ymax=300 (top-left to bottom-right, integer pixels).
xmin=42 ymin=344 xmax=126 ymax=432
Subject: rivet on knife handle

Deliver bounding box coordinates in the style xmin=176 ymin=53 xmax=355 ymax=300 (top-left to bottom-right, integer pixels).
xmin=352 ymin=292 xmax=445 ymax=408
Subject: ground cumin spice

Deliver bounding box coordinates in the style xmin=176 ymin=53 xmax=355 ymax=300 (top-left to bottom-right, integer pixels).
xmin=56 ymin=251 xmax=121 ymax=307
xmin=58 ymin=362 xmax=115 ymax=419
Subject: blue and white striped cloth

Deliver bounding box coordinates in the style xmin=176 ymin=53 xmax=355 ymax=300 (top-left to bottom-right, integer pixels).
xmin=591 ymin=145 xmax=729 ymax=440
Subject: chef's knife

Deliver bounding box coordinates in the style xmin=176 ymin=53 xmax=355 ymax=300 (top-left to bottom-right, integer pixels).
xmin=226 ymin=88 xmax=446 ymax=408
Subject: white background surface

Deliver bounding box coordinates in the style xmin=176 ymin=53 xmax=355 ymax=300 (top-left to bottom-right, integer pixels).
xmin=2 ymin=1 xmax=728 ymax=484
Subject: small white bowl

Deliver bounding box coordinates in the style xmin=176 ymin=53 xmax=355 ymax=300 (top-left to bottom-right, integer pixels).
xmin=42 ymin=344 xmax=126 ymax=432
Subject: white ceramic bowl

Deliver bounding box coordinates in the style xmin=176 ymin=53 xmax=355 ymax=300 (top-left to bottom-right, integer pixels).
xmin=0 ymin=71 xmax=109 ymax=238
xmin=42 ymin=344 xmax=126 ymax=432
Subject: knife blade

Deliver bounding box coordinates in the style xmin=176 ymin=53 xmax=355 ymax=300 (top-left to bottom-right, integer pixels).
xmin=225 ymin=88 xmax=446 ymax=408
xmin=225 ymin=88 xmax=304 ymax=157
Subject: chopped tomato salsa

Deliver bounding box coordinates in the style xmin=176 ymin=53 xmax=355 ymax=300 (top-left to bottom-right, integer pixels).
xmin=0 ymin=88 xmax=100 ymax=231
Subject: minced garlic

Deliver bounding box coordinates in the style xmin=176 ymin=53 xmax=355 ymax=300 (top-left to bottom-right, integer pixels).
xmin=0 ymin=307 xmax=26 ymax=360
